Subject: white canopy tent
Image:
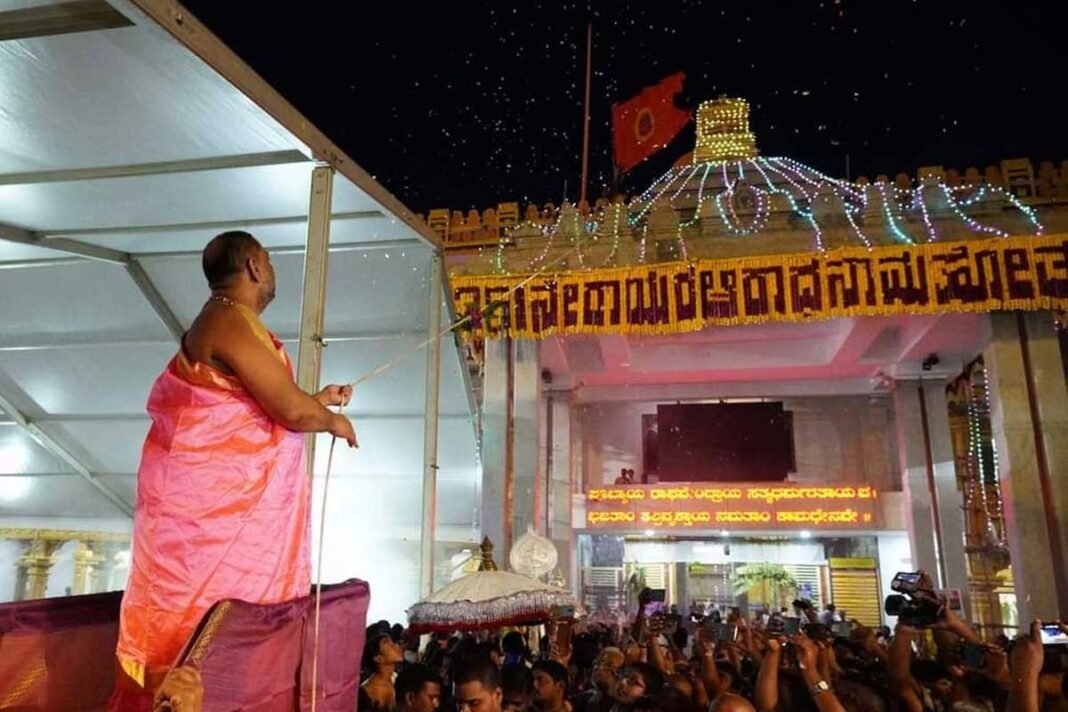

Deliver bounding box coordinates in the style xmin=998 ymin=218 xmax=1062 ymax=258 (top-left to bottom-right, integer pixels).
xmin=0 ymin=0 xmax=480 ymax=623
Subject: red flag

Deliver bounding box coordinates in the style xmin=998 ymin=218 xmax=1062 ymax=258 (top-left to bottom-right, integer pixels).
xmin=612 ymin=72 xmax=692 ymax=174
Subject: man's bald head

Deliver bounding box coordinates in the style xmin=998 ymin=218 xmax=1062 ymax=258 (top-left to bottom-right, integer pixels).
xmin=202 ymin=231 xmax=263 ymax=290
xmin=202 ymin=231 xmax=276 ymax=311
xmin=709 ymin=694 xmax=757 ymax=712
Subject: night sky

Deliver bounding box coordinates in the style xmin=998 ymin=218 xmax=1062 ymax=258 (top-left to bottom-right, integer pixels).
xmin=182 ymin=1 xmax=1066 ymax=214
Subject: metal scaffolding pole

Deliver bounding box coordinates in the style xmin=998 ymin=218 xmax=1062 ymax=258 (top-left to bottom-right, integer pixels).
xmin=420 ymin=253 xmax=443 ymax=598
xmin=296 ymin=165 xmax=334 ymax=475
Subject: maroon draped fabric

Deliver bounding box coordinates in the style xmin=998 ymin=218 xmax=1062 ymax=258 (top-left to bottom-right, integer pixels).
xmin=0 ymin=580 xmax=369 ymax=712
xmin=0 ymin=591 xmax=122 ymax=711
xmin=175 ymin=579 xmax=370 ymax=712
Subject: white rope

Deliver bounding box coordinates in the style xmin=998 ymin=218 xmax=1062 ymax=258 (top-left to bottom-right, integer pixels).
xmin=309 ymin=411 xmax=339 ymax=712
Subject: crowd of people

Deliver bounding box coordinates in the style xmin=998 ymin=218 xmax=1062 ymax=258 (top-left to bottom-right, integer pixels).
xmin=361 ymin=574 xmax=1068 ymax=712
xmin=80 ymin=233 xmax=1065 ymax=712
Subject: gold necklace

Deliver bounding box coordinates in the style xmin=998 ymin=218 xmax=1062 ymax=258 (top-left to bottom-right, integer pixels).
xmin=208 ymin=294 xmax=236 ymax=306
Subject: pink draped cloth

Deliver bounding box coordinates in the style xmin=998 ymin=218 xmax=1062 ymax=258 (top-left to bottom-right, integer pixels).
xmin=116 ymin=322 xmax=311 ymax=689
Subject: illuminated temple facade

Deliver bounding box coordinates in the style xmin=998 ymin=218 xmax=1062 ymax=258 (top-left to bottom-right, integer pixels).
xmin=426 ymin=98 xmax=1068 ymax=631
xmin=3 ymin=98 xmax=1067 ymax=632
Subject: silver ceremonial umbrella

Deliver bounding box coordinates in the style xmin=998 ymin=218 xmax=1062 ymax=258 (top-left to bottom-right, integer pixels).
xmin=407 ymin=538 xmax=575 ymax=634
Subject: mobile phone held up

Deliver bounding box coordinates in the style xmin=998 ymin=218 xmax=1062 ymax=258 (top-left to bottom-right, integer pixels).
xmin=1041 ymin=621 xmax=1068 ymax=673
xmin=701 ymin=618 xmax=737 ymax=643
xmin=767 ymin=617 xmax=801 ymax=637
xmin=643 ymin=601 xmax=665 ymax=618
xmin=1040 ymin=622 xmax=1068 ymax=645
xmin=831 ymin=621 xmax=853 ymax=639
xmin=641 ymin=589 xmax=667 ymax=619
xmin=959 ymin=641 xmax=987 ymax=669
xmin=714 ymin=623 xmax=739 ymax=643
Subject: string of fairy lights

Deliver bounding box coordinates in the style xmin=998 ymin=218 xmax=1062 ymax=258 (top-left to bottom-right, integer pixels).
xmin=485 ymin=158 xmax=1045 ymax=275
xmin=480 ymin=97 xmax=1045 ymax=275
xmin=965 ymin=361 xmax=1003 ymax=546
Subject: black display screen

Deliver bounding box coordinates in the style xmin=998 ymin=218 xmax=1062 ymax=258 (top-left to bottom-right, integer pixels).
xmin=655 ymin=402 xmax=794 ymax=482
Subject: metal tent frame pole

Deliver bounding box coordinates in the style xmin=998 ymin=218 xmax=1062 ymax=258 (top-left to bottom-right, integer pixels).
xmin=296 ymin=165 xmax=334 ymax=474
xmin=420 ymin=253 xmax=443 ymax=598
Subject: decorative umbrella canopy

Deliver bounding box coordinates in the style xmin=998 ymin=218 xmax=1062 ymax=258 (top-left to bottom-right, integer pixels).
xmin=407 ymin=538 xmax=575 ymax=634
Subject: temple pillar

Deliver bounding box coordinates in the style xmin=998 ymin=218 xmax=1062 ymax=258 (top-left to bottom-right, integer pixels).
xmin=481 ymin=338 xmax=542 ymax=557
xmin=984 ymin=311 xmax=1068 ymax=620
xmin=893 ymin=380 xmax=971 ymax=613
xmin=90 ymin=541 xmax=125 ymax=592
xmin=72 ymin=541 xmax=104 ymax=595
xmin=16 ymin=538 xmax=64 ymax=600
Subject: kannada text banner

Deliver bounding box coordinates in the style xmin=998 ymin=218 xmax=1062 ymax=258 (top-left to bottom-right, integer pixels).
xmin=451 ymin=235 xmax=1068 ymax=339
xmin=583 ymin=483 xmax=879 ymax=530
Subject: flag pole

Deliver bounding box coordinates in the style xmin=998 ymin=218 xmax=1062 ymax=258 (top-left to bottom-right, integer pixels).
xmin=579 ymin=21 xmax=593 ymax=206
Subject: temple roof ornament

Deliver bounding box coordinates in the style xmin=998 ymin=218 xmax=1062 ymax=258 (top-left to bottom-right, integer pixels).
xmin=693 ymin=97 xmax=759 ymax=163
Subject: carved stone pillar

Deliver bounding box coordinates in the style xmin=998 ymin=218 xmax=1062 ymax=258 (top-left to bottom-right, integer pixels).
xmin=17 ymin=538 xmax=64 ymax=600
xmin=72 ymin=540 xmax=104 ymax=595
xmin=985 ymin=311 xmax=1068 ymax=620
xmin=14 ymin=564 xmax=29 ymax=602
xmin=90 ymin=541 xmax=125 ymax=593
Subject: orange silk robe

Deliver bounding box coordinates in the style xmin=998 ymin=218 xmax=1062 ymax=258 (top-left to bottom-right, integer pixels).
xmin=116 ymin=306 xmax=311 ymax=688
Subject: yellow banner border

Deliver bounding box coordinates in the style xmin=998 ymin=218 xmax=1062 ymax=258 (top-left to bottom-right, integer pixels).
xmin=450 ymin=234 xmax=1068 ymax=340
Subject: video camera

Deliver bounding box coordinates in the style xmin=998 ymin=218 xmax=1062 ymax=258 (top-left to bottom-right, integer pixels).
xmin=884 ymin=571 xmax=945 ymax=626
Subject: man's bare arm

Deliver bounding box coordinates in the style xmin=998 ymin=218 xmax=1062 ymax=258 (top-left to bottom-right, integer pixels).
xmin=211 ymin=311 xmax=355 ymax=444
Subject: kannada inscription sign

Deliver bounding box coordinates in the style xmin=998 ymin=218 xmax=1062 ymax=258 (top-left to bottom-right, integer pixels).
xmin=583 ymin=484 xmax=879 ymax=530
xmin=452 ymin=235 xmax=1068 ymax=340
